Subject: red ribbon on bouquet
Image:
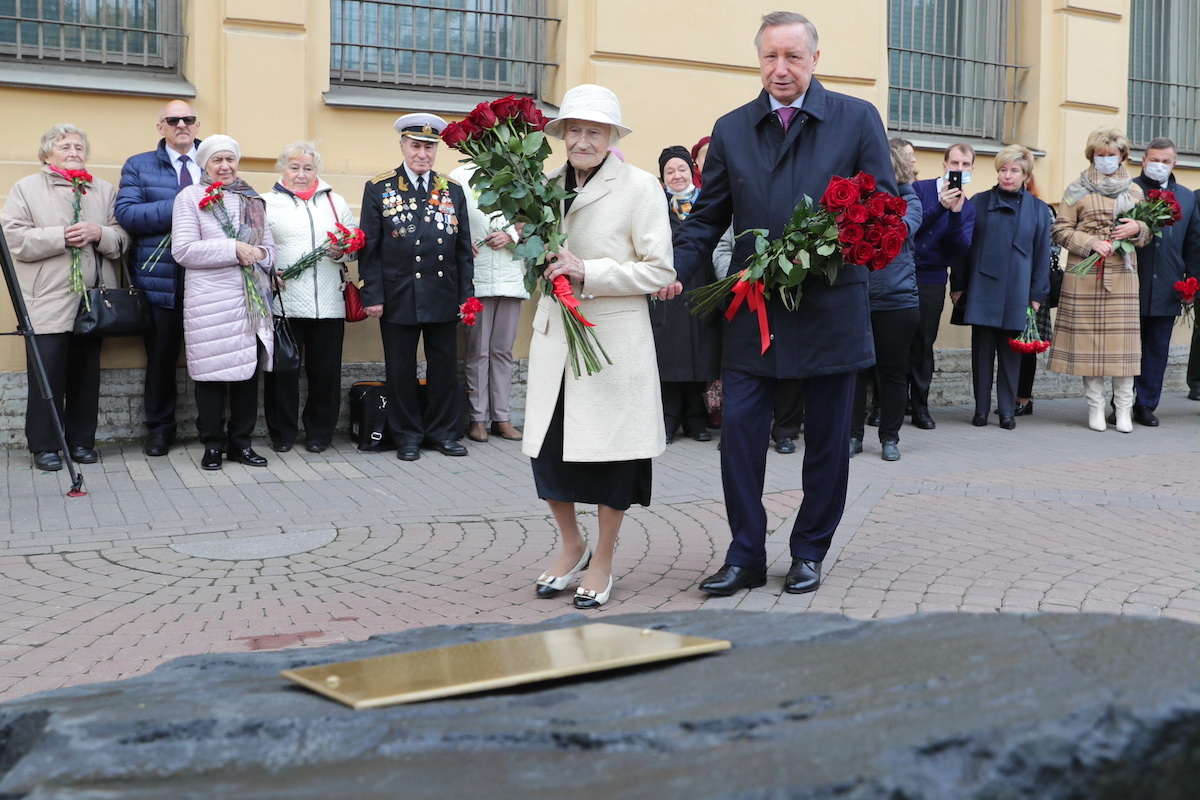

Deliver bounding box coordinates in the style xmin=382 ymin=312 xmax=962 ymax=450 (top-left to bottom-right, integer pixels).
xmin=552 ymin=275 xmax=596 ymax=327
xmin=725 ymin=273 xmax=771 ymax=353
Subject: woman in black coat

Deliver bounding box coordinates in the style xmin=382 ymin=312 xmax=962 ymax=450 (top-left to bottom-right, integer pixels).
xmin=650 ymin=146 xmax=721 ymax=443
xmin=951 ymin=144 xmax=1051 ymax=430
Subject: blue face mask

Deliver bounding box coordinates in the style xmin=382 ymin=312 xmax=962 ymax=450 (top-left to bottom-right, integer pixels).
xmin=943 ymin=171 xmax=972 ymax=185
xmin=1093 ymin=155 xmax=1121 ymax=175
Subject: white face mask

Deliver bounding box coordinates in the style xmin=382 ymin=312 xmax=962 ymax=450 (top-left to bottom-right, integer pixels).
xmin=1093 ymin=155 xmax=1121 ymax=175
xmin=943 ymin=171 xmax=972 ymax=185
xmin=1142 ymin=161 xmax=1172 ymax=184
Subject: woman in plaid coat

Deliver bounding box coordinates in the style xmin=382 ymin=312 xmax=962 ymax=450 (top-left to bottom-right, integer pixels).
xmin=1048 ymin=127 xmax=1152 ymax=433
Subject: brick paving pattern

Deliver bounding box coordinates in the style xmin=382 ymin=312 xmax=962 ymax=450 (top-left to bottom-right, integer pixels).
xmin=0 ymin=394 xmax=1196 ymax=702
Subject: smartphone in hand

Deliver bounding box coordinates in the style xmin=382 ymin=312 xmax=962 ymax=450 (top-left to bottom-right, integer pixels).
xmin=948 ymin=170 xmax=963 ymax=191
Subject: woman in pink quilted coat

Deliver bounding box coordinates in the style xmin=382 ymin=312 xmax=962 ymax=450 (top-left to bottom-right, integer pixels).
xmin=171 ymin=135 xmax=277 ymax=471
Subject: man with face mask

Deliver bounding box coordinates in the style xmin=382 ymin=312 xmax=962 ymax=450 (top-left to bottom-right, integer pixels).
xmin=907 ymin=143 xmax=977 ymax=429
xmin=1130 ymin=137 xmax=1200 ymax=424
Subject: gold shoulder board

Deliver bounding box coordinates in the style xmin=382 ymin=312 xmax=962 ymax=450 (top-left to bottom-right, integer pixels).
xmin=370 ymin=170 xmax=397 ymax=185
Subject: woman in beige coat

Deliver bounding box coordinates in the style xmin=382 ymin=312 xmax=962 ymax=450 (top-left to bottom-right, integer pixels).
xmin=1 ymin=124 xmax=128 ymax=471
xmin=523 ymin=85 xmax=676 ymax=609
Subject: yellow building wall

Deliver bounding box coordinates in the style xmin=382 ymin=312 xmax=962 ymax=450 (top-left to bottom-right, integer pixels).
xmin=1 ymin=1 xmax=1195 ymax=374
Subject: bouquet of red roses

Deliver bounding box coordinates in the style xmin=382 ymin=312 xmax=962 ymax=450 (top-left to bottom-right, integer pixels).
xmin=279 ymin=222 xmax=366 ymax=281
xmin=1069 ymin=188 xmax=1182 ymax=276
xmin=1008 ymin=305 xmax=1051 ymax=353
xmin=62 ymin=169 xmax=93 ymax=309
xmin=688 ymin=172 xmax=908 ymax=353
xmin=1175 ymin=275 xmax=1198 ymax=325
xmin=443 ymin=96 xmax=609 ymax=377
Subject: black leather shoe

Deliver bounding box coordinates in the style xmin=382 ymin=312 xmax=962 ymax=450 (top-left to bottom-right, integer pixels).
xmin=1132 ymin=406 xmax=1159 ymax=427
xmin=200 ymin=448 xmax=222 ymax=470
xmin=849 ymin=436 xmax=863 ymax=457
xmin=698 ymin=564 xmax=767 ymax=596
xmin=783 ymin=558 xmax=822 ymax=594
xmin=398 ymin=444 xmax=421 ymax=461
xmin=304 ymin=440 xmax=328 ymax=453
xmin=775 ymin=437 xmax=796 ymax=454
xmin=866 ymin=407 xmax=881 ymax=427
xmin=691 ymin=430 xmax=712 ymax=442
xmin=911 ymin=412 xmax=936 ymax=430
xmin=270 ymin=441 xmax=293 ymax=453
xmin=1014 ymin=401 xmax=1033 ymax=417
xmin=1189 ymin=387 xmax=1200 ymax=401
xmin=971 ymin=414 xmax=988 ymax=427
xmin=70 ymin=446 xmax=98 ymax=464
xmin=230 ymin=448 xmax=268 ymax=467
xmin=436 ymin=439 xmax=468 ymax=457
xmin=881 ymin=440 xmax=900 ymax=461
xmin=143 ymin=433 xmax=173 ymax=457
xmin=999 ymin=415 xmax=1016 ymax=430
xmin=33 ymin=451 xmax=63 ymax=471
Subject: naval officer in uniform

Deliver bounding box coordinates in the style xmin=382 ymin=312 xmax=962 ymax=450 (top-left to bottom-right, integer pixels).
xmin=359 ymin=113 xmax=475 ymax=460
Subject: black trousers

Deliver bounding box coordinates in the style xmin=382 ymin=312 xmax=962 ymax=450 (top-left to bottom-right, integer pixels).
xmin=661 ymin=381 xmax=708 ymax=437
xmin=721 ymin=369 xmax=854 ymax=569
xmin=380 ymin=319 xmax=458 ymax=446
xmin=195 ymin=376 xmax=259 ymax=451
xmin=25 ymin=333 xmax=102 ymax=452
xmin=771 ymin=378 xmax=805 ymax=440
xmin=142 ymin=302 xmax=185 ymax=437
xmin=971 ymin=326 xmax=1020 ymax=418
xmin=263 ymin=317 xmax=345 ymax=447
xmin=853 ymin=307 xmax=919 ymax=442
xmin=908 ymin=283 xmax=946 ymax=416
xmin=1134 ymin=315 xmax=1175 ymax=411
xmin=1189 ymin=321 xmax=1200 ymax=392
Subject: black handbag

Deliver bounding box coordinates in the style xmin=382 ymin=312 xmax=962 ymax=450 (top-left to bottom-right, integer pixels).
xmin=272 ymin=286 xmax=301 ymax=372
xmin=73 ymin=248 xmax=153 ymax=337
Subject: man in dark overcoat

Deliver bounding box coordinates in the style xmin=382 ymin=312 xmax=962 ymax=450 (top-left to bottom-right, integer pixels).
xmin=666 ymin=11 xmax=895 ymax=596
xmin=1130 ymin=137 xmax=1200 ymax=425
xmin=359 ymin=113 xmax=474 ymax=461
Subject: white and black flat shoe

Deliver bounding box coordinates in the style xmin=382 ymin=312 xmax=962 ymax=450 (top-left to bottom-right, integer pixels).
xmin=535 ymin=546 xmax=591 ymax=598
xmin=573 ymin=575 xmax=614 ymax=609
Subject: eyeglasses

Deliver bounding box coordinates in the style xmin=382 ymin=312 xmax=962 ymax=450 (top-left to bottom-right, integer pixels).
xmin=161 ymin=116 xmax=198 ymax=126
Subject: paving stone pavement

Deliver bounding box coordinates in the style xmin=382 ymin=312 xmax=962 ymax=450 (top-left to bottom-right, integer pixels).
xmin=0 ymin=394 xmax=1196 ymax=702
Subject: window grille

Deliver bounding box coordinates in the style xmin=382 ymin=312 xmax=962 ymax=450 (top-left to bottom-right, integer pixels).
xmin=887 ymin=0 xmax=1026 ymax=141
xmin=1128 ymin=0 xmax=1199 ymax=155
xmin=0 ymin=0 xmax=183 ymax=71
xmin=331 ymin=0 xmax=555 ymax=96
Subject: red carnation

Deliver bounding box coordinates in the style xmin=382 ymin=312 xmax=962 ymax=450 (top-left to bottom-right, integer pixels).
xmin=1175 ymin=276 xmax=1199 ymax=303
xmin=851 ymin=171 xmax=876 ymax=196
xmin=821 ymin=176 xmax=860 ymax=212
xmin=842 ymin=203 xmax=869 ymax=224
xmin=838 ymin=223 xmax=866 ymax=244
xmin=491 ymin=95 xmax=521 ymax=121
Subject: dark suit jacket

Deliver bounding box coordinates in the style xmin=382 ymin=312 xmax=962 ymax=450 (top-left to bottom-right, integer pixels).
xmin=359 ymin=168 xmax=474 ymax=325
xmin=1132 ymin=173 xmax=1200 ymax=317
xmin=672 ymin=79 xmax=895 ymax=379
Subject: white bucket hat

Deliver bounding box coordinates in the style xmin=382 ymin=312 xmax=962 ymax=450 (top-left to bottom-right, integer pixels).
xmin=544 ymin=84 xmax=632 ymax=140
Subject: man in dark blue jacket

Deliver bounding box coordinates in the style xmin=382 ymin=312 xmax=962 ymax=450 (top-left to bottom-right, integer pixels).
xmin=115 ymin=100 xmax=202 ymax=456
xmin=907 ymin=144 xmax=976 ymax=429
xmin=1130 ymin=138 xmax=1200 ymax=425
xmin=667 ymin=11 xmax=894 ymax=597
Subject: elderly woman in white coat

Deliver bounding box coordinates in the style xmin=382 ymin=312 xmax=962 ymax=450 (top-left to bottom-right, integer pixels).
xmin=524 ymin=85 xmax=676 ymax=609
xmin=264 ymin=141 xmax=358 ymax=454
xmin=172 ymin=135 xmax=277 ymax=471
xmin=1 ymin=124 xmax=129 ymax=471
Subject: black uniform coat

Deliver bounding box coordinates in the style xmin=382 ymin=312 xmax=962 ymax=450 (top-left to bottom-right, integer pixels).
xmin=358 ymin=168 xmax=474 ymax=324
xmin=672 ymin=79 xmax=896 ymax=379
xmin=1132 ymin=173 xmax=1200 ymax=317
xmin=649 ymin=210 xmax=722 ymax=382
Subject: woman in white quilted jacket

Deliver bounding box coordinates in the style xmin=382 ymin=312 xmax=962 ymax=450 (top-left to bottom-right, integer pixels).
xmin=263 ymin=142 xmax=359 ymax=453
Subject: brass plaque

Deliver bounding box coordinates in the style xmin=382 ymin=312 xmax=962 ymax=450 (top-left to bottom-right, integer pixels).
xmin=281 ymin=623 xmax=731 ymax=710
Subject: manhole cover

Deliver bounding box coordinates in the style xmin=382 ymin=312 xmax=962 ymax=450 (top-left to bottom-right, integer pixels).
xmin=170 ymin=530 xmax=337 ymax=561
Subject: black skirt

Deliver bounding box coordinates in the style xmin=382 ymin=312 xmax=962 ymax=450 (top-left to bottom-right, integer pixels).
xmin=530 ymin=387 xmax=652 ymax=511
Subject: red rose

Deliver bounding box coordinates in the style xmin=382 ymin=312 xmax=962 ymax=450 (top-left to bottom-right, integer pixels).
xmin=1168 ymin=200 xmax=1182 ymax=222
xmin=467 ymin=102 xmax=498 ymax=130
xmin=886 ymin=195 xmax=908 ymax=215
xmin=491 ymin=95 xmax=521 ymax=121
xmin=517 ymin=96 xmax=548 ymax=130
xmin=1147 ymin=189 xmax=1163 ymax=202
xmin=869 ymin=251 xmax=890 ymax=271
xmin=845 ymin=241 xmax=876 ymax=266
xmin=880 ymin=229 xmax=906 ymax=260
xmin=864 ymin=225 xmax=883 ymax=245
xmin=458 ymin=117 xmax=481 ymax=140
xmin=838 ymin=223 xmax=865 ymax=244
xmin=842 ymin=203 xmax=869 ymax=224
xmin=442 ymin=121 xmax=468 ymax=148
xmin=821 ymin=176 xmax=860 ymax=211
xmin=851 ymin=171 xmax=876 ymax=196
xmin=865 ymin=193 xmax=888 ymax=218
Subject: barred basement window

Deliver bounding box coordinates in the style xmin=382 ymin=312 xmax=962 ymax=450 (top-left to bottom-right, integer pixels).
xmin=0 ymin=0 xmax=183 ymax=72
xmin=887 ymin=0 xmax=1026 ymax=141
xmin=1128 ymin=0 xmax=1199 ymax=155
xmin=331 ymin=0 xmax=554 ymax=97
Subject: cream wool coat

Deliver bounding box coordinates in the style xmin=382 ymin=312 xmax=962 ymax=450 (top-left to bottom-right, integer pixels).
xmin=522 ymin=156 xmax=676 ymax=462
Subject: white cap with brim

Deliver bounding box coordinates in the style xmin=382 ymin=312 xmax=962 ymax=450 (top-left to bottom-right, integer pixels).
xmin=394 ymin=113 xmax=448 ymax=142
xmin=544 ymin=84 xmax=632 ymax=140
xmin=196 ymin=135 xmax=241 ymax=170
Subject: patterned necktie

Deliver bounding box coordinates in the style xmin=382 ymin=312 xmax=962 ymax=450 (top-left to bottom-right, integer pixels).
xmin=776 ymin=106 xmax=798 ymax=133
xmin=178 ymin=155 xmax=193 ymax=187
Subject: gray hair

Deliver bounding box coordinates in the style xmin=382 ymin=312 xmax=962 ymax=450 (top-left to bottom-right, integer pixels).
xmin=1145 ymin=137 xmax=1176 ymax=153
xmin=276 ymin=140 xmax=324 ymax=173
xmin=755 ymin=11 xmax=819 ymax=52
xmin=38 ymin=123 xmax=90 ymax=163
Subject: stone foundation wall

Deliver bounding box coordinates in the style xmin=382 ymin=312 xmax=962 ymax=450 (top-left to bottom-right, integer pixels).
xmin=0 ymin=347 xmax=1188 ymax=447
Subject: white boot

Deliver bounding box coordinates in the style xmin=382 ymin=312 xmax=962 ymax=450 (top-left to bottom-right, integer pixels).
xmin=1083 ymin=376 xmax=1107 ymax=432
xmin=1113 ymin=376 xmax=1134 ymax=433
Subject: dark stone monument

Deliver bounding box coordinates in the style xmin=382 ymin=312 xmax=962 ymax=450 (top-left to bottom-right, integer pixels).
xmin=0 ymin=611 xmax=1196 ymax=799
